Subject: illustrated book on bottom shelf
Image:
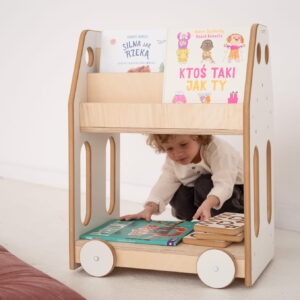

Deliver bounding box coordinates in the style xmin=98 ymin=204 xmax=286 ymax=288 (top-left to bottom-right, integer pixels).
xmin=80 ymin=219 xmax=194 ymax=246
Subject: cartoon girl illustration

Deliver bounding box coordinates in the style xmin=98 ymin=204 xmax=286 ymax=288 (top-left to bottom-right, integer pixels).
xmin=224 ymin=33 xmax=245 ymax=62
xmin=176 ymin=32 xmax=191 ymax=63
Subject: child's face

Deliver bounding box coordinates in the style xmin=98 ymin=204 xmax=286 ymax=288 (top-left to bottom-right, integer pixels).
xmin=162 ymin=135 xmax=201 ymax=165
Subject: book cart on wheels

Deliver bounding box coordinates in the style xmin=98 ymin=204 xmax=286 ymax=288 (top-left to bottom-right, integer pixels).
xmin=68 ymin=24 xmax=274 ymax=288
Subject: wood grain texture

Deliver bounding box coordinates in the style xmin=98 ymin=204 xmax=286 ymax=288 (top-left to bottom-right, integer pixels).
xmin=87 ymin=73 xmax=163 ymax=103
xmin=75 ymin=239 xmax=245 ymax=278
xmin=243 ymin=23 xmax=259 ymax=286
xmin=80 ymin=103 xmax=243 ymax=134
xmin=68 ymin=30 xmax=90 ymax=270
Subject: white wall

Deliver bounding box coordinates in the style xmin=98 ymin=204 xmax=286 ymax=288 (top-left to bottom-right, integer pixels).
xmin=0 ymin=0 xmax=299 ymax=231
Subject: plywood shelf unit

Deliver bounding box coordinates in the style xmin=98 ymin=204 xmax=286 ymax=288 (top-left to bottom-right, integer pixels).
xmin=69 ymin=25 xmax=274 ymax=288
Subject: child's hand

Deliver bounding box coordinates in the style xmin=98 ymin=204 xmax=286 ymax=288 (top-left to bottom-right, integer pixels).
xmin=120 ymin=208 xmax=152 ymax=222
xmin=120 ymin=202 xmax=159 ymax=222
xmin=192 ymin=195 xmax=220 ymax=221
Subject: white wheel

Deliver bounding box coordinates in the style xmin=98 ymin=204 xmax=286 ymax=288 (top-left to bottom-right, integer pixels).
xmin=197 ymin=249 xmax=236 ymax=288
xmin=80 ymin=239 xmax=115 ymax=277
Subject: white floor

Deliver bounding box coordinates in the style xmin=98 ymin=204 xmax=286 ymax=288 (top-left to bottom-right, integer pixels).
xmin=1 ymin=178 xmax=300 ymax=300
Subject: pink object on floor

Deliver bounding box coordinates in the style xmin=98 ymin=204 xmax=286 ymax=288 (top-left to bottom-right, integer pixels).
xmin=0 ymin=245 xmax=85 ymax=300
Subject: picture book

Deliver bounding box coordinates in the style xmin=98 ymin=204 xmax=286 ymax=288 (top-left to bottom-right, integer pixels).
xmin=183 ymin=232 xmax=232 ymax=248
xmin=162 ymin=27 xmax=250 ymax=104
xmin=100 ymin=29 xmax=167 ymax=73
xmin=80 ymin=219 xmax=194 ymax=246
xmin=194 ymin=212 xmax=245 ymax=235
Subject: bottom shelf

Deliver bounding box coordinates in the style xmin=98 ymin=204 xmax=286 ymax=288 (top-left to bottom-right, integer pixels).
xmin=75 ymin=239 xmax=245 ymax=278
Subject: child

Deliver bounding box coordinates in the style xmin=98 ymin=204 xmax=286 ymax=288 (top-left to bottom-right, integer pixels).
xmin=121 ymin=134 xmax=244 ymax=222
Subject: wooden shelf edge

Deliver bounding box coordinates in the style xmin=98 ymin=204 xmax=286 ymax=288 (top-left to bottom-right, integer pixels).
xmin=80 ymin=127 xmax=243 ymax=135
xmin=80 ymin=103 xmax=243 ymax=134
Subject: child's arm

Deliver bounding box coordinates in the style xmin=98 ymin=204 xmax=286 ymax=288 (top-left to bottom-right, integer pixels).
xmin=204 ymin=137 xmax=242 ymax=210
xmin=192 ymin=195 xmax=220 ymax=221
xmin=120 ymin=202 xmax=159 ymax=222
xmin=121 ymin=157 xmax=180 ymax=221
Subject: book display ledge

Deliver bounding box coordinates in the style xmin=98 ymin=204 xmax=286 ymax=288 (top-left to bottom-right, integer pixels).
xmin=80 ymin=73 xmax=243 ymax=134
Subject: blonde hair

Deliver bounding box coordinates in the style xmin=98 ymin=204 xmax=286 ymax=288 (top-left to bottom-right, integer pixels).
xmin=146 ymin=134 xmax=212 ymax=153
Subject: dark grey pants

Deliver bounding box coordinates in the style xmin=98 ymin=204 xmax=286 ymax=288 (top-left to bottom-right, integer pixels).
xmin=169 ymin=174 xmax=244 ymax=221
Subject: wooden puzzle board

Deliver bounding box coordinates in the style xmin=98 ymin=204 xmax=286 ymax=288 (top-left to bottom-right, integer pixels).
xmin=183 ymin=233 xmax=232 ymax=248
xmin=194 ymin=213 xmax=245 ymax=235
xmin=191 ymin=231 xmax=244 ymax=242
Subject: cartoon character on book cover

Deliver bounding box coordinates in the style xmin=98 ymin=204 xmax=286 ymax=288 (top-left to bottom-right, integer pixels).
xmin=130 ymin=223 xmax=186 ymax=239
xmin=200 ymin=39 xmax=215 ymax=64
xmin=224 ymin=33 xmax=245 ymax=63
xmin=80 ymin=220 xmax=194 ymax=246
xmin=176 ymin=32 xmax=191 ymax=63
xmin=163 ymin=28 xmax=249 ymax=104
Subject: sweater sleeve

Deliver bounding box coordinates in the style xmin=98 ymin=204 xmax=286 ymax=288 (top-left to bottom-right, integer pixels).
xmin=205 ymin=140 xmax=241 ymax=210
xmin=145 ymin=158 xmax=181 ymax=214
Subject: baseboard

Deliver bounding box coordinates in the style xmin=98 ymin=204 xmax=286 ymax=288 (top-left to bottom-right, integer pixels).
xmin=275 ymin=203 xmax=300 ymax=232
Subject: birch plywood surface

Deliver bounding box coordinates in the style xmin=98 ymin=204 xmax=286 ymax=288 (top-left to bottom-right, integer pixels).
xmin=87 ymin=73 xmax=163 ymax=103
xmin=80 ymin=103 xmax=243 ymax=134
xmin=248 ymin=24 xmax=274 ymax=285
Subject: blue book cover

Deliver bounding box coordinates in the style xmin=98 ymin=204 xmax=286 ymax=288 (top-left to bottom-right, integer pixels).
xmin=80 ymin=219 xmax=194 ymax=246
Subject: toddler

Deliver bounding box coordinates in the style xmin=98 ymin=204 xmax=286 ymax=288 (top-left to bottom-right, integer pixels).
xmin=121 ymin=134 xmax=244 ymax=222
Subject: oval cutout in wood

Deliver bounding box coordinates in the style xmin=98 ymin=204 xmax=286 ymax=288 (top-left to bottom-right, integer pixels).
xmin=80 ymin=142 xmax=92 ymax=225
xmin=256 ymin=43 xmax=261 ymax=64
xmin=265 ymin=44 xmax=269 ymax=65
xmin=106 ymin=137 xmax=116 ymax=215
xmin=253 ymin=146 xmax=260 ymax=237
xmin=266 ymin=140 xmax=272 ymax=224
xmin=85 ymin=47 xmax=94 ymax=67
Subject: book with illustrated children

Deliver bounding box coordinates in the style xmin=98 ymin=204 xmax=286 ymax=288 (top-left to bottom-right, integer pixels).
xmin=80 ymin=219 xmax=194 ymax=246
xmin=99 ymin=29 xmax=167 ymax=73
xmin=162 ymin=27 xmax=250 ymax=104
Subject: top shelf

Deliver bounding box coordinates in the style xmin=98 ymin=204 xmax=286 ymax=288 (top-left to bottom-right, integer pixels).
xmin=79 ymin=73 xmax=244 ymax=135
